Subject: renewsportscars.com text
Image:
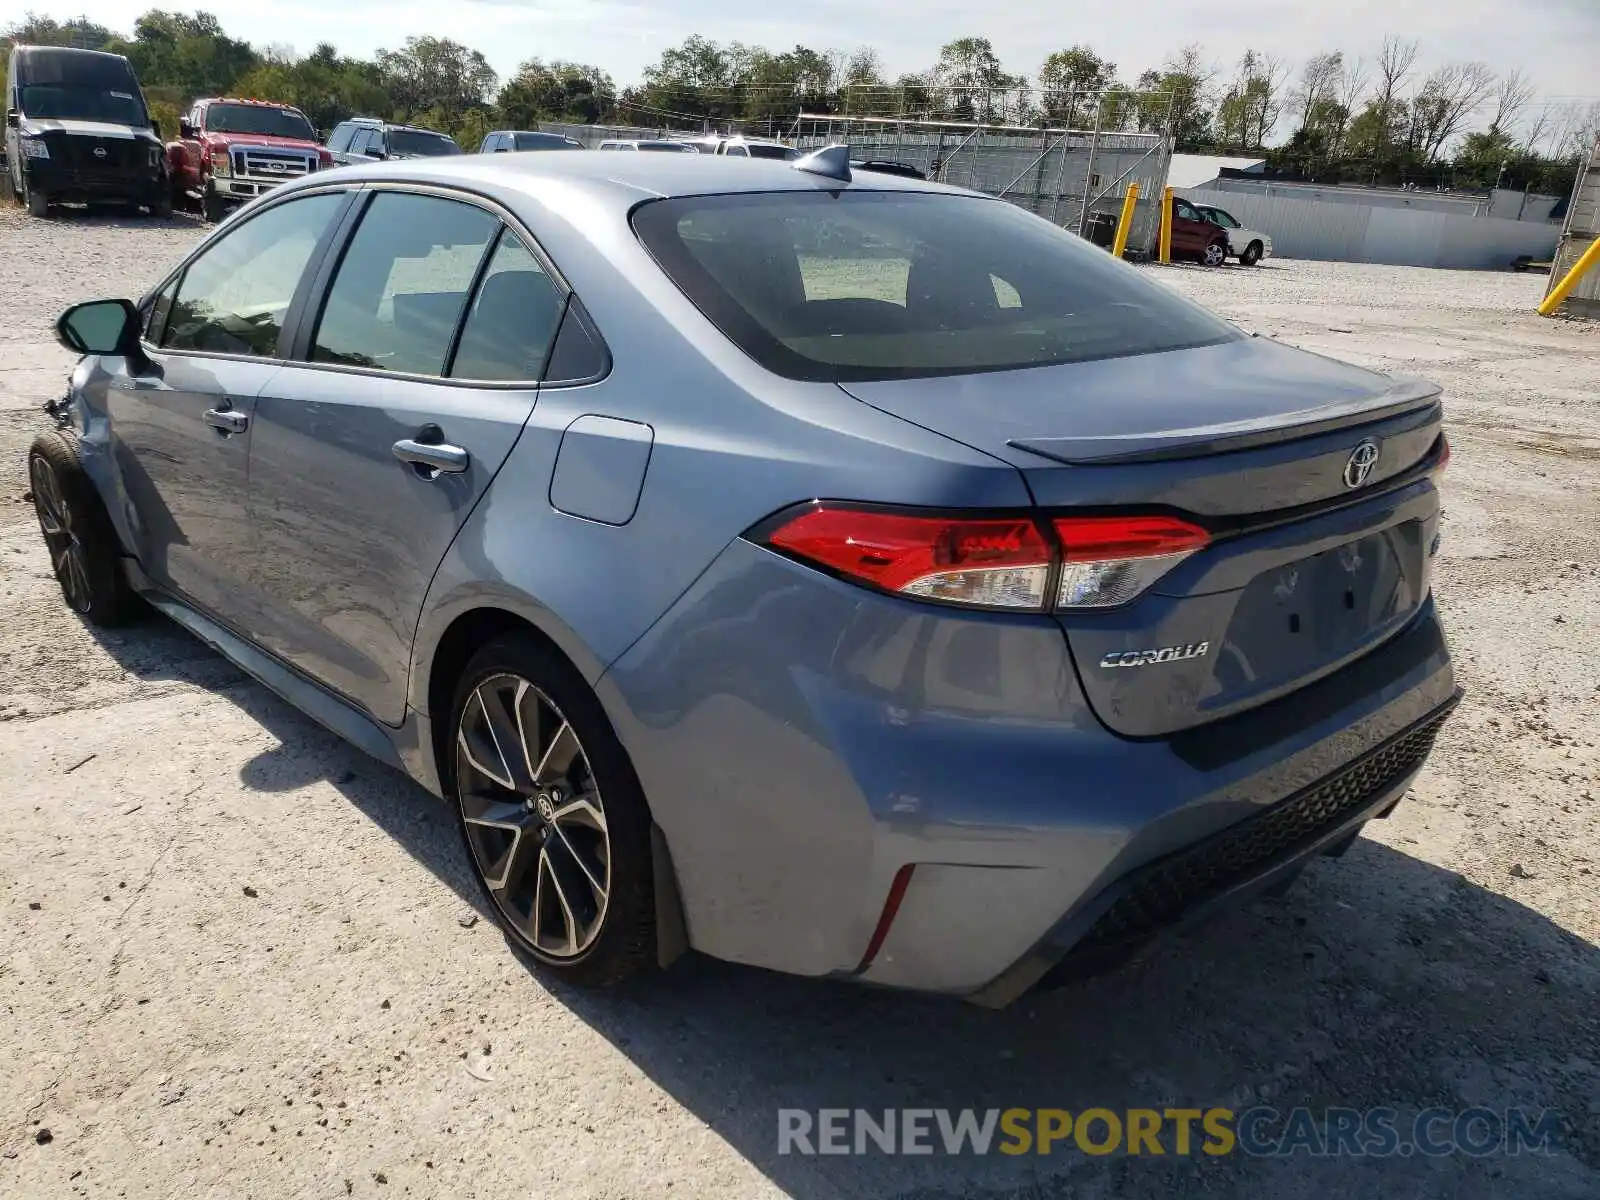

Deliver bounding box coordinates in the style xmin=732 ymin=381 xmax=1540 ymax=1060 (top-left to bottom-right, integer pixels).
xmin=777 ymin=1107 xmax=1562 ymax=1158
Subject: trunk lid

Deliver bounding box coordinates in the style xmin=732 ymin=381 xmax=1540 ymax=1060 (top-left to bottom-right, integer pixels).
xmin=840 ymin=337 xmax=1446 ymax=737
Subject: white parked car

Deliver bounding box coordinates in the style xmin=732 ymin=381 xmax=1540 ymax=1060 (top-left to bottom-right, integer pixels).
xmin=1194 ymin=203 xmax=1273 ymax=266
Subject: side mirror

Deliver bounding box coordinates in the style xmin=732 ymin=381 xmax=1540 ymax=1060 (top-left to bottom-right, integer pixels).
xmin=178 ymin=119 xmax=195 ymax=138
xmin=150 ymin=117 xmax=162 ymax=135
xmin=6 ymin=109 xmax=19 ymax=129
xmin=56 ymin=299 xmax=140 ymax=357
xmin=363 ymin=147 xmax=385 ymax=159
xmin=493 ymin=145 xmax=509 ymax=152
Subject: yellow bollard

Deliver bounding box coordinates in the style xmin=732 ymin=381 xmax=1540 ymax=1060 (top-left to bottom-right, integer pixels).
xmin=1538 ymin=235 xmax=1600 ymax=317
xmin=1164 ymin=184 xmax=1177 ymax=262
xmin=1111 ymin=183 xmax=1140 ymax=259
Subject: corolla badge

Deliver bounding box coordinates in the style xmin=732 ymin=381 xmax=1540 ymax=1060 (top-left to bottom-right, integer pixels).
xmin=1101 ymin=641 xmax=1210 ymax=669
xmin=1343 ymin=439 xmax=1380 ymax=489
xmin=92 ymin=145 xmax=107 ymax=159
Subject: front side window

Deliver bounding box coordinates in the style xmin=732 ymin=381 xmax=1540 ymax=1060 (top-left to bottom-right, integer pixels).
xmin=1206 ymin=208 xmax=1241 ymax=228
xmin=450 ymin=233 xmax=565 ymax=380
xmin=204 ymin=103 xmax=315 ymax=140
xmin=161 ymin=191 xmax=345 ymax=356
xmin=326 ymin=123 xmax=356 ymax=153
xmin=633 ymin=191 xmax=1240 ymax=382
xmin=311 ymin=192 xmax=497 ymax=376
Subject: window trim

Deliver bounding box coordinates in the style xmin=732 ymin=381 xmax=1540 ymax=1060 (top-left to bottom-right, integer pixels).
xmin=137 ymin=184 xmax=360 ymax=369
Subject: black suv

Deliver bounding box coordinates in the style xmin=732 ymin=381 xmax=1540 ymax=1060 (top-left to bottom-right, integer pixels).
xmin=325 ymin=118 xmax=462 ymax=164
xmin=5 ymin=44 xmax=169 ymax=218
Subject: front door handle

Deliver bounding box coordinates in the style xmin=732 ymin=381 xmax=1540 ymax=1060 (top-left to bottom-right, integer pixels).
xmin=393 ymin=437 xmax=470 ymax=477
xmin=203 ymin=406 xmax=249 ymax=435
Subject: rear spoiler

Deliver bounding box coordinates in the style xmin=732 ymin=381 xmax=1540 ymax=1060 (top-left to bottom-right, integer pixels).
xmin=1010 ymin=377 xmax=1443 ymax=466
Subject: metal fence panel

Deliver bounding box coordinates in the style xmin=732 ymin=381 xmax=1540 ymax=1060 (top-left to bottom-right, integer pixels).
xmin=1183 ymin=186 xmax=1559 ymax=270
xmin=1547 ymin=139 xmax=1600 ymax=315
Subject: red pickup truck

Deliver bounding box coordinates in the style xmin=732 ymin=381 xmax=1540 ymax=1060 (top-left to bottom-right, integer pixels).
xmin=166 ymin=97 xmax=333 ymax=222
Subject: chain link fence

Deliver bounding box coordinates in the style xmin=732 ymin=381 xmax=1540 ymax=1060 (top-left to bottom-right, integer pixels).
xmin=536 ymin=90 xmax=1175 ymax=254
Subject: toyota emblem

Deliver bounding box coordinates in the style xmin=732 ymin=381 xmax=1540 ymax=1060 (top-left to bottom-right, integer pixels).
xmin=92 ymin=145 xmax=107 ymax=159
xmin=1343 ymin=439 xmax=1380 ymax=489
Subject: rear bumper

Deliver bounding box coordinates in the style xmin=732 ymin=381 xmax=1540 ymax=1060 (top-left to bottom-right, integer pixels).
xmin=968 ymin=691 xmax=1457 ymax=1007
xmin=597 ymin=539 xmax=1456 ymax=999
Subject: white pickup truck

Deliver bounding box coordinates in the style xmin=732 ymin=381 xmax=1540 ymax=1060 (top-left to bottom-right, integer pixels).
xmin=1193 ymin=203 xmax=1274 ymax=266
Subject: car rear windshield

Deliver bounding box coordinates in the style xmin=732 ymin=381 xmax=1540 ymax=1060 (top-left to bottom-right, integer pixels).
xmin=206 ymin=103 xmax=315 ymax=139
xmin=632 ymin=191 xmax=1241 ymax=382
xmin=390 ymin=129 xmax=462 ymax=156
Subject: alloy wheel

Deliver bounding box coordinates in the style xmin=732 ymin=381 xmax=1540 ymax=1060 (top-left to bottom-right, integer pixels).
xmin=456 ymin=673 xmax=611 ymax=959
xmin=1204 ymin=242 xmax=1227 ymax=267
xmin=29 ymin=452 xmax=92 ymax=613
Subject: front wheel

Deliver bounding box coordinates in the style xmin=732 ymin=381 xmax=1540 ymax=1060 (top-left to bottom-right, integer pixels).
xmin=202 ymin=188 xmax=226 ymax=224
xmin=27 ymin=431 xmax=140 ymax=626
xmin=25 ymin=182 xmax=48 ymax=218
xmin=1240 ymin=241 xmax=1263 ymax=267
xmin=448 ymin=633 xmax=657 ymax=988
xmin=1202 ymin=239 xmax=1228 ymax=268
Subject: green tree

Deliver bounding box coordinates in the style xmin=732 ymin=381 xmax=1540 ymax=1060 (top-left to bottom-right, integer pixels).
xmin=498 ymin=60 xmax=615 ymax=127
xmin=838 ymin=48 xmax=892 ymax=116
xmin=1038 ymin=46 xmax=1117 ymax=125
xmin=930 ymin=37 xmax=1021 ymax=123
xmin=1136 ymin=46 xmax=1216 ymax=149
xmin=376 ymin=35 xmax=496 ymax=129
xmin=639 ymin=35 xmax=736 ymax=123
xmin=112 ymin=10 xmax=259 ymax=98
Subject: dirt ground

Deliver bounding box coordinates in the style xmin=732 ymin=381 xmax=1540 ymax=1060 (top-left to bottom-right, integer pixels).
xmin=1 ymin=205 xmax=1598 ymax=1199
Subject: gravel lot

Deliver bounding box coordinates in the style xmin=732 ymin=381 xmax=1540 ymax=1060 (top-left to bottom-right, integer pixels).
xmin=2 ymin=203 xmax=1598 ymax=1199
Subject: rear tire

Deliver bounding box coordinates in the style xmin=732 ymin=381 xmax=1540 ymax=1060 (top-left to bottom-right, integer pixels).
xmin=447 ymin=632 xmax=657 ymax=989
xmin=1240 ymin=241 xmax=1263 ymax=267
xmin=27 ymin=431 xmax=140 ymax=626
xmin=1202 ymin=239 xmax=1227 ymax=268
xmin=150 ymin=188 xmax=173 ymax=219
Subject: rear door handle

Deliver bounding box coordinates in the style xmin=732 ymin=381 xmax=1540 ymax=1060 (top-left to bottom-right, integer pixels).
xmin=393 ymin=438 xmax=470 ymax=476
xmin=203 ymin=406 xmax=249 ymax=435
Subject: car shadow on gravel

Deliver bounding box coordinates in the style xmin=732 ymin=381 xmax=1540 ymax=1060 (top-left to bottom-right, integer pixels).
xmin=82 ymin=620 xmax=1600 ymax=1198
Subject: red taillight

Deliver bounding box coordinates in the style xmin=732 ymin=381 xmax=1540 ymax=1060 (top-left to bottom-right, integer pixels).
xmin=766 ymin=506 xmax=1053 ymax=609
xmin=762 ymin=505 xmax=1210 ymax=611
xmin=1052 ymin=514 xmax=1211 ymax=562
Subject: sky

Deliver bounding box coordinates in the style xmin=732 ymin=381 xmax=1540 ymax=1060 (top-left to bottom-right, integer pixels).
xmin=45 ymin=0 xmax=1600 ymax=105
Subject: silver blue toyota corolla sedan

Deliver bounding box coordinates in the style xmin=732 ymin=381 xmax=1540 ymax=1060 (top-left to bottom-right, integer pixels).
xmin=32 ymin=147 xmax=1457 ymax=1006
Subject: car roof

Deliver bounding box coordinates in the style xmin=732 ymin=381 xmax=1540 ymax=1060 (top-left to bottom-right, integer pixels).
xmin=343 ymin=117 xmax=448 ymax=135
xmin=199 ymin=97 xmax=301 ymax=108
xmin=310 ymin=150 xmax=969 ymax=207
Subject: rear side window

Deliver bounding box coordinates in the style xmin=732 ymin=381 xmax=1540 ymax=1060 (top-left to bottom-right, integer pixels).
xmin=449 ymin=232 xmax=564 ymax=381
xmin=326 ymin=123 xmax=355 ymax=153
xmin=311 ymin=192 xmax=497 ymax=376
xmin=162 ymin=191 xmax=344 ymax=356
xmin=633 ymin=192 xmax=1239 ymax=382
